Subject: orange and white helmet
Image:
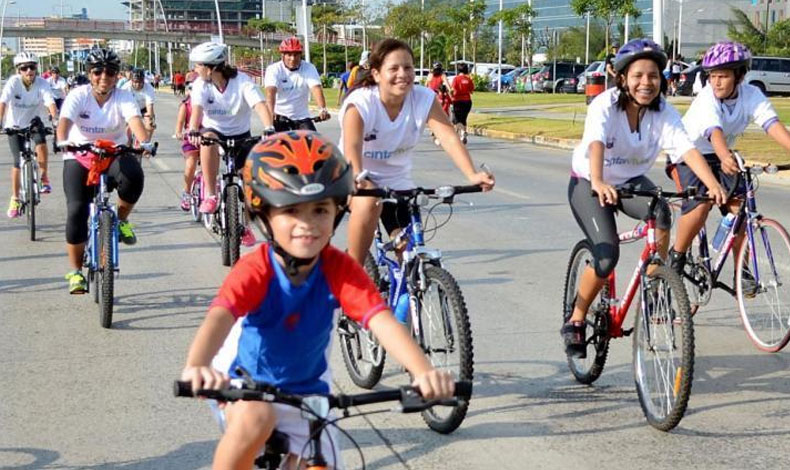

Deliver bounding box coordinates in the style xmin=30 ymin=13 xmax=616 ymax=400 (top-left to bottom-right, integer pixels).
xmin=279 ymin=37 xmax=303 ymax=53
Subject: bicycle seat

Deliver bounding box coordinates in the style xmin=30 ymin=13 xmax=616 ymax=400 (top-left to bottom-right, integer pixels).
xmin=254 ymin=429 xmax=290 ymax=468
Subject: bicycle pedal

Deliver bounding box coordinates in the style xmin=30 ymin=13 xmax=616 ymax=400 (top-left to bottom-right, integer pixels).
xmin=623 ymin=328 xmax=634 ymax=337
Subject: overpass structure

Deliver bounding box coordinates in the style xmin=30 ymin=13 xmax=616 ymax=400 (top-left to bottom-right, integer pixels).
xmin=1 ymin=17 xmax=358 ymax=49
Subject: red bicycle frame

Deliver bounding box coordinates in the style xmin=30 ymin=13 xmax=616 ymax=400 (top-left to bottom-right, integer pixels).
xmin=605 ymin=218 xmax=659 ymax=338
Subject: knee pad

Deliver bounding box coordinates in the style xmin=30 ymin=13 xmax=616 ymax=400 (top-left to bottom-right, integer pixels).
xmin=593 ymin=242 xmax=619 ymax=278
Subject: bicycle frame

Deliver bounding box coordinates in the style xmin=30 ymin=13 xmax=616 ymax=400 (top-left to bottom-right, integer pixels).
xmin=87 ymin=173 xmax=119 ymax=272
xmin=604 ymin=218 xmax=661 ymax=338
xmin=687 ymin=161 xmax=777 ymax=298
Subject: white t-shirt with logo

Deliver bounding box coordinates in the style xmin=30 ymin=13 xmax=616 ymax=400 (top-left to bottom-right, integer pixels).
xmin=339 ymin=85 xmax=436 ymax=190
xmin=264 ymin=60 xmax=321 ymax=120
xmin=571 ymin=88 xmax=695 ymax=185
xmin=0 ymin=75 xmax=55 ymax=128
xmin=682 ymin=83 xmax=778 ymax=155
xmin=47 ymin=76 xmax=68 ymax=100
xmin=120 ymin=80 xmax=156 ymax=111
xmin=60 ymin=86 xmax=141 ymax=160
xmin=191 ymin=72 xmax=265 ymax=135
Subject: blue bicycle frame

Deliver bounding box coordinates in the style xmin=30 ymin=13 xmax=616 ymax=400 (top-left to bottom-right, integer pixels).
xmin=87 ymin=173 xmax=119 ymax=273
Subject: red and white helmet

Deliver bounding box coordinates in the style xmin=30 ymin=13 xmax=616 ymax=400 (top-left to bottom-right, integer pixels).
xmin=279 ymin=37 xmax=303 ymax=53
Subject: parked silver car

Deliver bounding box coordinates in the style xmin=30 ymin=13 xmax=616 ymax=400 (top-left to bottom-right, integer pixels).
xmin=743 ymin=56 xmax=790 ymax=95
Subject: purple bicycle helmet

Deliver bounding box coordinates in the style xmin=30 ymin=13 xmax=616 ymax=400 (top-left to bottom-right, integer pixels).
xmin=702 ymin=41 xmax=752 ymax=72
xmin=613 ymin=38 xmax=668 ymax=74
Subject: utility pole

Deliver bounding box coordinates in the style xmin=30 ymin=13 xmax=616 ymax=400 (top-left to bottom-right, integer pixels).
xmin=653 ymin=0 xmax=662 ymax=46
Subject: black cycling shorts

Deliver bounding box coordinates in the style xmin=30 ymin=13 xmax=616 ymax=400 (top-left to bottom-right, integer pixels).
xmin=380 ymin=199 xmax=411 ymax=235
xmin=8 ymin=129 xmax=47 ymax=169
xmin=274 ymin=115 xmax=317 ymax=133
xmin=452 ymin=100 xmax=472 ymax=126
xmin=201 ymin=128 xmax=255 ymax=171
xmin=669 ymin=153 xmax=743 ymax=215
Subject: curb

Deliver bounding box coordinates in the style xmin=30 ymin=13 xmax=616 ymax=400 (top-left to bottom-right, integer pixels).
xmin=469 ymin=125 xmax=790 ymax=187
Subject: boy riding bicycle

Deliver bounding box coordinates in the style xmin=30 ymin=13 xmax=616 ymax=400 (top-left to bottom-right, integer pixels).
xmin=667 ymin=41 xmax=790 ymax=288
xmin=180 ymin=131 xmax=456 ymax=470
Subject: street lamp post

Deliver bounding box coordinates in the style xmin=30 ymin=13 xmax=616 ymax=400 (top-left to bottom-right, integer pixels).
xmin=0 ymin=0 xmax=17 ymax=82
xmin=420 ymin=0 xmax=424 ymax=81
xmin=301 ymin=0 xmax=309 ymax=63
xmin=496 ymin=0 xmax=502 ymax=93
xmin=213 ymin=0 xmax=224 ymax=43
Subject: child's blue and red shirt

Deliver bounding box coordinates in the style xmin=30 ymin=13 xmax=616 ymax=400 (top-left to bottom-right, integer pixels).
xmin=210 ymin=243 xmax=387 ymax=394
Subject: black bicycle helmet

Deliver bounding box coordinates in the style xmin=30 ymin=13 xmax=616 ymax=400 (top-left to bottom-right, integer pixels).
xmin=132 ymin=68 xmax=145 ymax=81
xmin=85 ymin=48 xmax=121 ymax=72
xmin=432 ymin=61 xmax=443 ymax=74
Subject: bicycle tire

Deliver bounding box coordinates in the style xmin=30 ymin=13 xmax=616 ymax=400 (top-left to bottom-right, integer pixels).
xmin=682 ymin=240 xmax=713 ymax=317
xmin=225 ymin=184 xmax=242 ymax=266
xmin=25 ymin=160 xmax=36 ymax=241
xmin=562 ymin=240 xmax=610 ymax=384
xmin=633 ymin=265 xmax=693 ymax=431
xmin=98 ymin=210 xmax=115 ymax=329
xmin=190 ymin=176 xmax=201 ymax=223
xmin=337 ymin=254 xmax=386 ymax=389
xmin=736 ymin=218 xmax=790 ymax=352
xmin=415 ymin=264 xmax=473 ymax=434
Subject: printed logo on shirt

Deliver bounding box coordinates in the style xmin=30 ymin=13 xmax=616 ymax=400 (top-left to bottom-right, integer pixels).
xmin=206 ymin=108 xmax=229 ymax=116
xmin=363 ymin=128 xmax=378 ymax=142
xmin=14 ymin=95 xmax=21 ymax=100
xmin=604 ymin=155 xmax=652 ymax=167
xmin=79 ymin=111 xmax=90 ymax=119
xmin=207 ymin=97 xmax=215 ymax=104
xmin=284 ymin=312 xmax=301 ymax=331
xmin=363 ymin=150 xmax=392 ymax=160
xmin=606 ymin=138 xmax=615 ymax=149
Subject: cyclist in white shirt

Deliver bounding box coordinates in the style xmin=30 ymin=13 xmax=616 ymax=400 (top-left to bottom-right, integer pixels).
xmin=339 ymin=38 xmax=494 ymax=266
xmin=0 ymin=52 xmax=58 ymax=217
xmin=56 ymin=49 xmax=153 ymax=294
xmin=563 ymin=39 xmax=727 ymax=358
xmin=187 ymin=42 xmax=274 ymax=246
xmin=120 ymin=68 xmax=156 ymax=139
xmin=47 ymin=66 xmax=69 ymax=111
xmin=264 ymin=37 xmax=329 ymax=132
xmin=667 ymin=41 xmax=790 ymax=287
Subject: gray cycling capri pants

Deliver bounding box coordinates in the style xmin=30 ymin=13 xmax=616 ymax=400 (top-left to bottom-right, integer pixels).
xmin=568 ymin=175 xmax=671 ymax=278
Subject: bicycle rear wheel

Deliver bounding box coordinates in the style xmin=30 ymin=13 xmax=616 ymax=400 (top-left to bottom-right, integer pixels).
xmin=633 ymin=266 xmax=693 ymax=431
xmin=736 ymin=218 xmax=790 ymax=352
xmin=337 ymin=254 xmax=386 ymax=389
xmin=562 ymin=240 xmax=610 ymax=384
xmin=98 ymin=210 xmax=115 ymax=328
xmin=415 ymin=264 xmax=473 ymax=434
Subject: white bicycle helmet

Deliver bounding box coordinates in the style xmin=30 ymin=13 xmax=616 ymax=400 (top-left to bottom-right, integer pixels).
xmin=13 ymin=52 xmax=38 ymax=67
xmin=189 ymin=42 xmax=227 ymax=65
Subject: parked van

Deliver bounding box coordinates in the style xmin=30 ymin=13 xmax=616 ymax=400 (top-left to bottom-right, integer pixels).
xmin=744 ymin=56 xmax=790 ymax=95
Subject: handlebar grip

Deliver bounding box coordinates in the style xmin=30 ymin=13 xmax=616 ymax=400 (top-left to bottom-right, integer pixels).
xmin=355 ymin=188 xmax=387 ymax=198
xmin=453 ymin=185 xmax=483 ymax=195
xmin=174 ymin=381 xmax=195 ymax=397
xmin=454 ymin=380 xmax=473 ymax=399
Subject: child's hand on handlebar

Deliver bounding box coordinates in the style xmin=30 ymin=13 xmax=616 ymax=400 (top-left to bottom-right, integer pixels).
xmin=467 ymin=170 xmax=495 ymax=191
xmin=708 ymin=183 xmax=728 ymax=206
xmin=411 ymin=369 xmax=455 ymax=400
xmin=181 ymin=365 xmax=229 ymax=394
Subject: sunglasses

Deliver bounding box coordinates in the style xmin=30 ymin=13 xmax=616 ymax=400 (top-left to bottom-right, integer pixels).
xmin=18 ymin=65 xmax=37 ymax=72
xmin=91 ymin=68 xmax=119 ymax=77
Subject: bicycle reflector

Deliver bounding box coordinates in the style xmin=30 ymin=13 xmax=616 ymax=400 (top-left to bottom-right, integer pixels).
xmin=765 ymin=164 xmax=779 ymax=174
xmin=436 ymin=186 xmax=456 ymax=199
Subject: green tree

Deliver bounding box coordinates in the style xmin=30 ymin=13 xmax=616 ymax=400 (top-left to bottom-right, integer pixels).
xmin=446 ymin=0 xmax=487 ymax=66
xmin=487 ymin=3 xmax=536 ymax=67
xmin=570 ymin=0 xmax=640 ymax=51
xmin=313 ymin=4 xmax=343 ymax=75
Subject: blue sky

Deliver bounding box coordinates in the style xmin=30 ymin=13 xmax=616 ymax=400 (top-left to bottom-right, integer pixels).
xmin=25 ymin=1 xmax=126 ymax=20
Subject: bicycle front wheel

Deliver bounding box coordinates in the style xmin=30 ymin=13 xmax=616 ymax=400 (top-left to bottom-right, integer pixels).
xmin=24 ymin=161 xmax=36 ymax=241
xmin=633 ymin=265 xmax=694 ymax=432
xmin=223 ymin=185 xmax=242 ymax=266
xmin=563 ymin=240 xmax=611 ymax=384
xmin=98 ymin=210 xmax=115 ymax=329
xmin=415 ymin=264 xmax=473 ymax=434
xmin=736 ymin=218 xmax=790 ymax=352
xmin=190 ymin=175 xmax=202 ymax=223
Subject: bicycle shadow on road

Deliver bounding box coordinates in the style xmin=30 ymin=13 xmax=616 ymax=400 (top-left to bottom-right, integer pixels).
xmin=111 ymin=287 xmax=216 ymax=331
xmin=0 ymin=276 xmax=68 ymax=294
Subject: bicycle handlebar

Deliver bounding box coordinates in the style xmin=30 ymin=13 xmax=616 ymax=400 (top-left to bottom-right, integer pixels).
xmin=356 ymin=185 xmax=483 ymax=199
xmin=198 ymin=135 xmax=261 ymax=150
xmin=174 ymin=380 xmax=472 ymax=413
xmin=591 ymin=185 xmax=698 ymax=200
xmin=60 ymin=142 xmax=158 ymax=158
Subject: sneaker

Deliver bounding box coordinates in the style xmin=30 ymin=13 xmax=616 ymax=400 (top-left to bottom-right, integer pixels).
xmin=180 ymin=191 xmax=191 ymax=212
xmin=668 ymin=248 xmax=686 ymax=276
xmin=561 ymin=321 xmax=587 ymax=359
xmin=200 ymin=195 xmax=218 ymax=214
xmin=118 ymin=220 xmax=137 ymax=245
xmin=41 ymin=176 xmax=52 ymax=194
xmin=739 ymin=268 xmax=758 ymax=298
xmin=241 ymin=225 xmax=257 ymax=247
xmin=65 ymin=271 xmax=87 ymax=295
xmin=6 ymin=197 xmax=21 ymax=218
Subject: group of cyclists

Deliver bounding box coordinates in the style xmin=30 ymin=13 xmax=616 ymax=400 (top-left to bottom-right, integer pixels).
xmin=3 ymin=34 xmax=788 ymax=468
